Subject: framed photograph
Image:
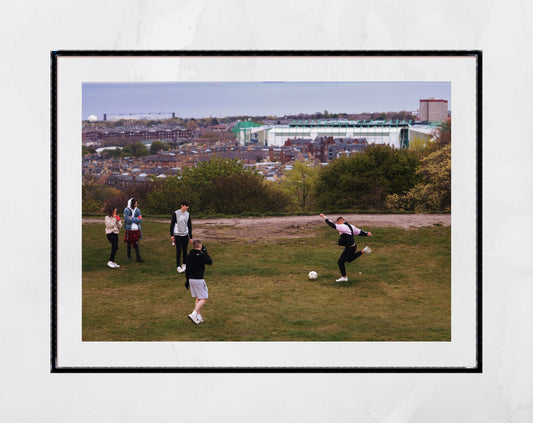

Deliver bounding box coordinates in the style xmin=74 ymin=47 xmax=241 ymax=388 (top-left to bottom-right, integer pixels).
xmin=52 ymin=50 xmax=481 ymax=372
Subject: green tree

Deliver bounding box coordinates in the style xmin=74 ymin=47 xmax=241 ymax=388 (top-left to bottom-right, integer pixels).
xmin=186 ymin=119 xmax=198 ymax=130
xmin=82 ymin=145 xmax=97 ymax=155
xmin=122 ymin=142 xmax=149 ymax=157
xmin=145 ymin=157 xmax=290 ymax=215
xmin=144 ymin=177 xmax=183 ymax=215
xmin=150 ymin=140 xmax=169 ymax=155
xmin=434 ymin=118 xmax=451 ymax=146
xmin=102 ymin=182 xmax=155 ymax=215
xmin=386 ymin=144 xmax=451 ymax=212
xmin=101 ymin=148 xmax=122 ymax=158
xmin=82 ymin=174 xmax=103 ymax=213
xmin=282 ymin=161 xmax=319 ymax=211
xmin=314 ymin=145 xmax=420 ymax=211
xmin=409 ymin=136 xmax=431 ymax=152
xmin=202 ymin=173 xmax=290 ymax=215
xmin=111 ymin=120 xmax=125 ymax=127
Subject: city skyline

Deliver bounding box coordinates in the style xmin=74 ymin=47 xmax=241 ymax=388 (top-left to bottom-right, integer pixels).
xmin=82 ymin=81 xmax=450 ymax=120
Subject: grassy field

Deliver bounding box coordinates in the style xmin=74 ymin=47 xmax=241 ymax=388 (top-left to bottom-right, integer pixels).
xmin=83 ymin=219 xmax=450 ymax=342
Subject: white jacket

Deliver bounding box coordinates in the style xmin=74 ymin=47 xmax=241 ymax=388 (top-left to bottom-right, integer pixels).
xmin=105 ymin=215 xmax=122 ymax=234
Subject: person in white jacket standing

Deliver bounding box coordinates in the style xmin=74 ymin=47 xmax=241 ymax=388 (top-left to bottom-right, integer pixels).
xmin=105 ymin=207 xmax=122 ymax=268
xmin=170 ymin=200 xmax=193 ymax=273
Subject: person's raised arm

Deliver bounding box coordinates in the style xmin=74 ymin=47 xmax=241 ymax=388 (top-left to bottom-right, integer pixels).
xmin=320 ymin=213 xmax=336 ymax=229
xmin=201 ymin=246 xmax=213 ymax=265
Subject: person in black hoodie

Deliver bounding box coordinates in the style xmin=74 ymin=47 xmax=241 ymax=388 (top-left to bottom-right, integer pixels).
xmin=320 ymin=213 xmax=372 ymax=282
xmin=184 ymin=239 xmax=213 ymax=325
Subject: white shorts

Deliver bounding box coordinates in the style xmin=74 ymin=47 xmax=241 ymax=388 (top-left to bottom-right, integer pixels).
xmin=189 ymin=278 xmax=208 ymax=299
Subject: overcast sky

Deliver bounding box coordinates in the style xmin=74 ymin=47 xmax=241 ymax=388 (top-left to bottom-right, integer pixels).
xmin=82 ymin=81 xmax=451 ymax=120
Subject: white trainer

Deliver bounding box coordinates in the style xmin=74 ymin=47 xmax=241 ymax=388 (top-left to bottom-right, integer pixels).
xmin=362 ymin=246 xmax=372 ymax=254
xmin=177 ymin=266 xmax=182 ymax=273
xmin=197 ymin=314 xmax=204 ymax=324
xmin=107 ymin=261 xmax=116 ymax=268
xmin=181 ymin=264 xmax=187 ymax=271
xmin=336 ymin=276 xmax=348 ymax=282
xmin=188 ymin=313 xmax=199 ymax=325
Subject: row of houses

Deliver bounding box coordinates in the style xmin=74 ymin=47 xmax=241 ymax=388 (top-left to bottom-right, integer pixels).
xmin=83 ymin=134 xmax=370 ymax=188
xmin=83 ymin=143 xmax=270 ymax=186
xmin=282 ymin=136 xmax=367 ymax=162
xmin=82 ymin=128 xmax=194 ymax=144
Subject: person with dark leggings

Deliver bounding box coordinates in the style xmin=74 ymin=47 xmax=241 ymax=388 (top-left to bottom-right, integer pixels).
xmin=104 ymin=207 xmax=122 ymax=268
xmin=320 ymin=213 xmax=372 ymax=282
xmin=170 ymin=200 xmax=193 ymax=273
xmin=124 ymin=197 xmax=143 ymax=262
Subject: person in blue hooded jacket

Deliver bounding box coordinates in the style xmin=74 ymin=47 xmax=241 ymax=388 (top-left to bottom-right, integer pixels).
xmin=123 ymin=197 xmax=144 ymax=262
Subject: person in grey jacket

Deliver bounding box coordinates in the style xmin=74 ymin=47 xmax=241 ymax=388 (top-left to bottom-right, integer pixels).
xmin=170 ymin=200 xmax=193 ymax=273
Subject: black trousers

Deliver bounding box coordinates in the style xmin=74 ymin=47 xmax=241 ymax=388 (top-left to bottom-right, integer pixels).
xmin=127 ymin=242 xmax=141 ymax=259
xmin=338 ymin=244 xmax=362 ymax=276
xmin=174 ymin=235 xmax=189 ymax=266
xmin=106 ymin=233 xmax=119 ymax=262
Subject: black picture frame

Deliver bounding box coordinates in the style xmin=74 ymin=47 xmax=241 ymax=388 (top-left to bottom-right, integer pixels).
xmin=51 ymin=50 xmax=482 ymax=373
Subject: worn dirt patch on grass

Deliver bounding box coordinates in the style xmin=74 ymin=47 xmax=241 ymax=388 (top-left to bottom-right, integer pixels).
xmin=84 ymin=214 xmax=450 ymax=242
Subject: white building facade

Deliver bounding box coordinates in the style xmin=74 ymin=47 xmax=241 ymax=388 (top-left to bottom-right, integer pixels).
xmin=250 ymin=120 xmax=410 ymax=148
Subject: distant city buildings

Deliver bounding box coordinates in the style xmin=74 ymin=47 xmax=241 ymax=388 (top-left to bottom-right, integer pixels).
xmin=83 ymin=127 xmax=193 ymax=145
xmin=104 ymin=112 xmax=176 ymax=121
xmin=419 ymin=98 xmax=448 ymax=122
xmin=82 ymin=133 xmax=370 ymax=188
xmin=83 ymin=101 xmax=450 ymax=187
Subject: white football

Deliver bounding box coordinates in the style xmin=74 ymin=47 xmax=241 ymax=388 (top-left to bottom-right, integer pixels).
xmin=308 ymin=271 xmax=318 ymax=280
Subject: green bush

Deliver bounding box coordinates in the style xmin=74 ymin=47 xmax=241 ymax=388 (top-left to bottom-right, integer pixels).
xmin=314 ymin=145 xmax=420 ymax=211
xmin=145 ymin=157 xmax=291 ymax=215
xmin=386 ymin=144 xmax=451 ymax=212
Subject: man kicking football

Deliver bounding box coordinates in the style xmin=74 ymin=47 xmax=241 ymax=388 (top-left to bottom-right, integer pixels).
xmin=320 ymin=214 xmax=372 ymax=282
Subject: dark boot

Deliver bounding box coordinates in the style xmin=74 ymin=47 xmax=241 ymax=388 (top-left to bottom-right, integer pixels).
xmin=135 ymin=244 xmax=143 ymax=262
